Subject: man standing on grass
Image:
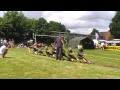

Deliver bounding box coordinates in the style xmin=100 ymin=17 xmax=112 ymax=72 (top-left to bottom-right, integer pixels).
xmin=54 ymin=35 xmax=64 ymax=60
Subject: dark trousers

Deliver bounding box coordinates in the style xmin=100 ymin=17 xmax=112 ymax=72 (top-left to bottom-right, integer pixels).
xmin=56 ymin=47 xmax=62 ymax=60
xmin=62 ymin=53 xmax=68 ymax=59
xmin=68 ymin=55 xmax=77 ymax=61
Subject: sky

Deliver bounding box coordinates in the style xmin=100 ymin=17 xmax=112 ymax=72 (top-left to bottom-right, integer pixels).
xmin=0 ymin=11 xmax=116 ymax=34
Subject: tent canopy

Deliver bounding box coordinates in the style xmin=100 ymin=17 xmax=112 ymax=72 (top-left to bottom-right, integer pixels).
xmin=68 ymin=37 xmax=95 ymax=49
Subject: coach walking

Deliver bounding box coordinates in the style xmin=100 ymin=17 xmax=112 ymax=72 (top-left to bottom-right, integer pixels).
xmin=54 ymin=35 xmax=64 ymax=60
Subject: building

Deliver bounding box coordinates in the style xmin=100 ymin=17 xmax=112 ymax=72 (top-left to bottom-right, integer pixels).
xmin=104 ymin=30 xmax=111 ymax=40
xmin=99 ymin=30 xmax=111 ymax=40
xmin=99 ymin=32 xmax=106 ymax=40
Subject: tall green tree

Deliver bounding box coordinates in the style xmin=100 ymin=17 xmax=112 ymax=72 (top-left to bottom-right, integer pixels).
xmin=0 ymin=17 xmax=5 ymax=36
xmin=0 ymin=11 xmax=68 ymax=44
xmin=1 ymin=11 xmax=29 ymax=42
xmin=35 ymin=17 xmax=48 ymax=34
xmin=48 ymin=21 xmax=66 ymax=32
xmin=109 ymin=11 xmax=120 ymax=39
xmin=25 ymin=18 xmax=37 ymax=39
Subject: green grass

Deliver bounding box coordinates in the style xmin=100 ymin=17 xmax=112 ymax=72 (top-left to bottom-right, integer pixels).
xmin=0 ymin=48 xmax=120 ymax=79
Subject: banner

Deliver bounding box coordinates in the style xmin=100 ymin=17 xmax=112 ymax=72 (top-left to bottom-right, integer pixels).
xmin=105 ymin=46 xmax=120 ymax=50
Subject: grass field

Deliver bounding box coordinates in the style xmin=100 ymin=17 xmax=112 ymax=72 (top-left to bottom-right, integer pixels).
xmin=0 ymin=47 xmax=120 ymax=79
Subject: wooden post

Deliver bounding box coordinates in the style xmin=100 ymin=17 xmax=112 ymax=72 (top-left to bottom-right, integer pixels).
xmin=35 ymin=35 xmax=36 ymax=42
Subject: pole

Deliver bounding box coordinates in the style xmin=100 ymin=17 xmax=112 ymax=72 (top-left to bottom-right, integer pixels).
xmin=35 ymin=35 xmax=36 ymax=42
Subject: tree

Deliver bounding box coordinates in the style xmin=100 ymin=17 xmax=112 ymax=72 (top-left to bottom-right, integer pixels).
xmin=25 ymin=18 xmax=37 ymax=39
xmin=0 ymin=11 xmax=29 ymax=42
xmin=109 ymin=35 xmax=114 ymax=40
xmin=109 ymin=11 xmax=120 ymax=39
xmin=48 ymin=21 xmax=66 ymax=32
xmin=90 ymin=28 xmax=99 ymax=35
xmin=0 ymin=12 xmax=68 ymax=44
xmin=35 ymin=17 xmax=48 ymax=34
xmin=0 ymin=17 xmax=5 ymax=37
xmin=89 ymin=28 xmax=99 ymax=39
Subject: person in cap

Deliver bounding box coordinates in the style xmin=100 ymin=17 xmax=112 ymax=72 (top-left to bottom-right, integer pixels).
xmin=54 ymin=35 xmax=64 ymax=60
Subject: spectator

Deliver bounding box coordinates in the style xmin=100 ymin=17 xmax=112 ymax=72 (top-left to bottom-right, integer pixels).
xmin=0 ymin=44 xmax=9 ymax=58
xmin=3 ymin=38 xmax=8 ymax=46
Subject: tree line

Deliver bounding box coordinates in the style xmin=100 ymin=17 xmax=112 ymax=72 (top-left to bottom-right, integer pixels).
xmin=0 ymin=11 xmax=68 ymax=44
xmin=1 ymin=11 xmax=119 ymax=44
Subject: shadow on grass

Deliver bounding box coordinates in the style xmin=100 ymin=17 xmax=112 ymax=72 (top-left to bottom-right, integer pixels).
xmin=98 ymin=64 xmax=120 ymax=69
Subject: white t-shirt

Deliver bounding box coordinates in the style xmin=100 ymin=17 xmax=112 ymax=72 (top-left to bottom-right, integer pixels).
xmin=0 ymin=45 xmax=7 ymax=55
xmin=101 ymin=43 xmax=104 ymax=47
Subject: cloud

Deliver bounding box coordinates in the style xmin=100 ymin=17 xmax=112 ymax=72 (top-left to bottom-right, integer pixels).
xmin=0 ymin=11 xmax=116 ymax=34
xmin=0 ymin=11 xmax=4 ymax=17
xmin=78 ymin=11 xmax=115 ymax=21
xmin=22 ymin=11 xmax=44 ymax=19
xmin=41 ymin=11 xmax=115 ymax=34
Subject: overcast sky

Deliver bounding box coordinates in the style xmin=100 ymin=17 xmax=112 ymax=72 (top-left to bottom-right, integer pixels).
xmin=0 ymin=11 xmax=116 ymax=34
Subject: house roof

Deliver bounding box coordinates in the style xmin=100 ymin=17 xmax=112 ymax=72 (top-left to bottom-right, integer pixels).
xmin=70 ymin=37 xmax=87 ymax=41
xmin=99 ymin=32 xmax=106 ymax=36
